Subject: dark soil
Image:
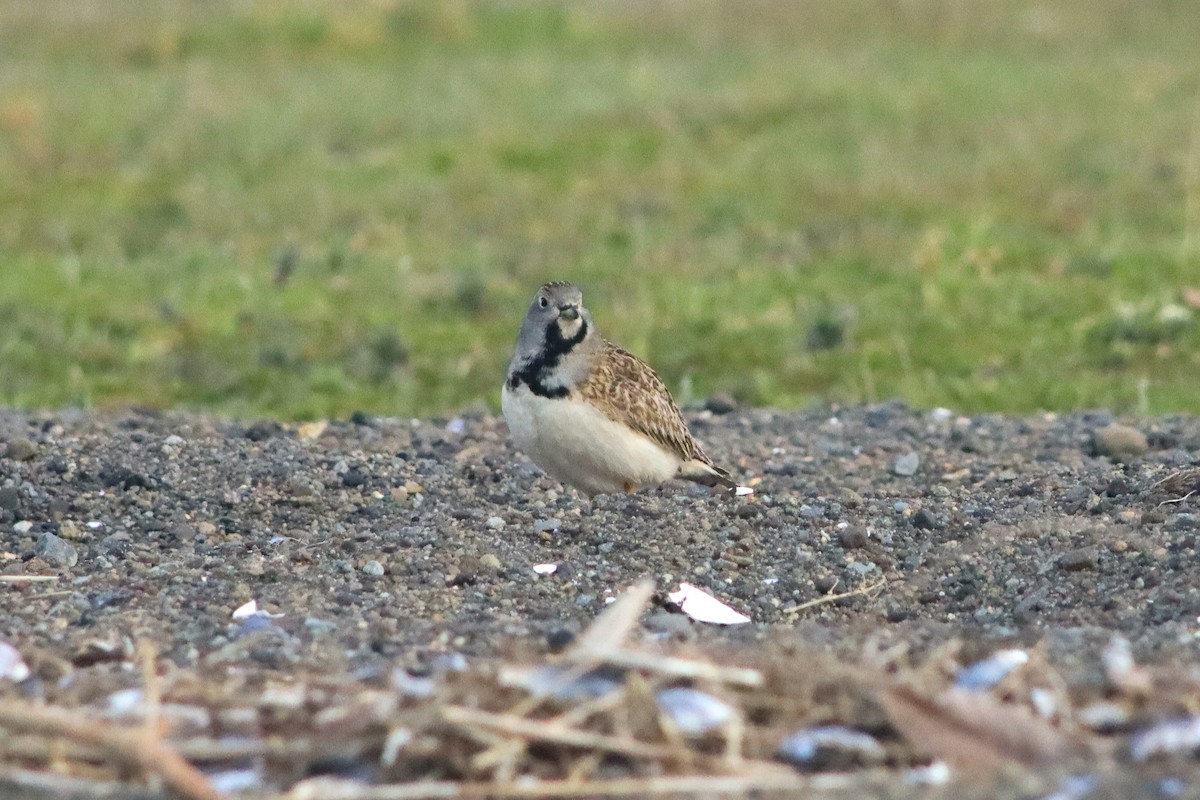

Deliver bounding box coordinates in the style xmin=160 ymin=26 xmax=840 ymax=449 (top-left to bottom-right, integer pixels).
xmin=3 ymin=403 xmax=1200 ymax=798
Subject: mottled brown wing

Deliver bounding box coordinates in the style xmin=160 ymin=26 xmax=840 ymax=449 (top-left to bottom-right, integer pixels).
xmin=577 ymin=341 xmax=711 ymax=464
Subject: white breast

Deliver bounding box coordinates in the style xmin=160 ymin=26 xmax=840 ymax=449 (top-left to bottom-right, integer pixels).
xmin=502 ymin=384 xmax=681 ymax=496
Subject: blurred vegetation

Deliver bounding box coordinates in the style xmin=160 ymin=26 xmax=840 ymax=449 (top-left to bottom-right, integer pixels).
xmin=1 ymin=0 xmax=1198 ymax=419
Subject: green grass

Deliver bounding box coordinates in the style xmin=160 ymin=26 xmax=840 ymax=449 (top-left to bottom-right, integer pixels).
xmin=1 ymin=0 xmax=1198 ymax=419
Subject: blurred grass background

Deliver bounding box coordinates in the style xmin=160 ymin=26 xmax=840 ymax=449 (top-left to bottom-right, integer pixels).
xmin=1 ymin=0 xmax=1198 ymax=419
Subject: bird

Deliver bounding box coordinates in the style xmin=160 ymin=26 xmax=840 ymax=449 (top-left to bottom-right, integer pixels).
xmin=502 ymin=281 xmax=737 ymax=497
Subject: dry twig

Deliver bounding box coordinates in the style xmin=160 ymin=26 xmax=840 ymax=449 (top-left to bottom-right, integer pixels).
xmin=0 ymin=699 xmax=221 ymax=800
xmin=784 ymin=577 xmax=890 ymax=616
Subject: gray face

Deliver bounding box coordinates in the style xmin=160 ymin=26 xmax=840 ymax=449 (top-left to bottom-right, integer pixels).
xmin=509 ymin=281 xmax=594 ymax=371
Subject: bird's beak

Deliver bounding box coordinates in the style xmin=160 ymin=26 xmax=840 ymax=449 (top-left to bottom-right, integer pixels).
xmin=558 ymin=305 xmax=580 ymax=321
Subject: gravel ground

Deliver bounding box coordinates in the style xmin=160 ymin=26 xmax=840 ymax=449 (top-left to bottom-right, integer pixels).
xmin=3 ymin=403 xmax=1200 ymax=798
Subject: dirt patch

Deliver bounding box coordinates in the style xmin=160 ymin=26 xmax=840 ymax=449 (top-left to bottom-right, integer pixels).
xmin=2 ymin=404 xmax=1200 ymax=798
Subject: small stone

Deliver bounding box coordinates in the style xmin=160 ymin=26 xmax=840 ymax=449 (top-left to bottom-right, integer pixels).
xmin=36 ymin=532 xmax=78 ymax=568
xmin=814 ymin=576 xmax=839 ymax=594
xmin=362 ymin=560 xmax=386 ymax=577
xmin=196 ymin=522 xmax=218 ymax=537
xmin=1171 ymin=514 xmax=1200 ymax=531
xmin=449 ymin=556 xmax=480 ymax=586
xmin=13 ymin=520 xmax=33 ymax=534
xmin=1093 ymin=423 xmax=1149 ymax=460
xmin=644 ymin=610 xmax=695 ymax=636
xmin=341 ymin=468 xmax=368 ymax=488
xmin=911 ymin=509 xmax=943 ymax=530
xmin=485 ymin=516 xmax=505 ymax=530
xmin=4 ymin=438 xmax=37 ymax=461
xmin=403 ymin=480 xmax=423 ymax=495
xmin=893 ymin=452 xmax=920 ymax=477
xmin=533 ymin=519 xmax=561 ymax=533
xmin=1063 ymin=484 xmax=1098 ymax=514
xmin=1059 ymin=547 xmax=1098 ymax=572
xmin=58 ymin=520 xmax=83 ymax=540
xmin=169 ymin=523 xmax=197 ymax=541
xmin=546 ymin=628 xmax=575 ymax=652
xmin=704 ymin=391 xmax=738 ymax=414
xmin=287 ymin=479 xmax=316 ymax=498
xmin=479 ymin=553 xmax=502 ymax=571
xmin=838 ymin=527 xmax=870 ymax=549
xmin=1104 ymin=476 xmax=1133 ymax=497
xmin=0 ymin=487 xmax=19 ymax=510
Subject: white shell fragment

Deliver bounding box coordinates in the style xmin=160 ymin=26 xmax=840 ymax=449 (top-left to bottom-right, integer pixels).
xmin=778 ymin=726 xmax=886 ymax=765
xmin=0 ymin=642 xmax=31 ymax=682
xmin=1129 ymin=715 xmax=1200 ymax=761
xmin=667 ymin=583 xmax=751 ymax=625
xmin=231 ymin=599 xmax=284 ymax=620
xmin=390 ymin=669 xmax=436 ymax=698
xmin=380 ymin=728 xmax=414 ymax=768
xmin=232 ymin=599 xmax=260 ymax=620
xmin=656 ymin=688 xmax=734 ymax=734
xmin=1103 ymin=635 xmax=1151 ymax=694
xmin=206 ymin=768 xmax=264 ymax=794
xmin=904 ymin=761 xmax=951 ymax=786
xmin=954 ymin=649 xmax=1029 ymax=692
xmin=105 ymin=688 xmax=146 ymax=716
xmin=735 ymin=486 xmax=755 ymax=497
xmin=533 ymin=563 xmax=558 ymax=576
xmin=1039 ymin=774 xmax=1098 ymax=800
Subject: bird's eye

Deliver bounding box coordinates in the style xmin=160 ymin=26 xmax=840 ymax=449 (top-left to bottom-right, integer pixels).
xmin=538 ymin=296 xmax=549 ymax=308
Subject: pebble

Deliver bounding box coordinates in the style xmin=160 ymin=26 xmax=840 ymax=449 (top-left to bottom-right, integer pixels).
xmin=893 ymin=452 xmax=920 ymax=476
xmin=656 ymin=688 xmax=734 ymax=734
xmin=838 ymin=527 xmax=870 ymax=549
xmin=479 ymin=553 xmax=502 ymax=572
xmin=0 ymin=488 xmax=19 ymax=510
xmin=1171 ymin=514 xmax=1200 ymax=531
xmin=485 ymin=516 xmax=506 ymax=530
xmin=814 ymin=576 xmax=839 ymax=594
xmin=1059 ymin=547 xmax=1098 ymax=571
xmin=644 ymin=610 xmax=695 ymax=636
xmin=533 ymin=519 xmax=561 ymax=533
xmin=778 ymin=725 xmax=886 ymax=769
xmin=362 ymin=560 xmax=386 ymax=577
xmin=36 ymin=532 xmax=78 ymax=568
xmin=911 ymin=508 xmax=943 ymax=530
xmin=341 ymin=468 xmax=368 ymax=488
xmin=13 ymin=520 xmax=34 ymax=534
xmin=4 ymin=438 xmax=37 ymax=461
xmin=170 ymin=523 xmax=198 ymax=541
xmin=704 ymin=391 xmax=738 ymax=414
xmin=1093 ymin=423 xmax=1148 ymax=459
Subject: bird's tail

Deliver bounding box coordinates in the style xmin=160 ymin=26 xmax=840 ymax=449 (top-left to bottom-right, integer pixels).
xmin=678 ymin=459 xmax=738 ymax=490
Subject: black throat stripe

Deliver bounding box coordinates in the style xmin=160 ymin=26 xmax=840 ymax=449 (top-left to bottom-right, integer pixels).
xmin=508 ymin=319 xmax=589 ymax=398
